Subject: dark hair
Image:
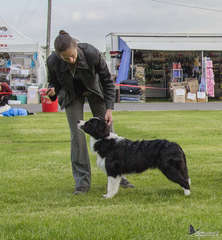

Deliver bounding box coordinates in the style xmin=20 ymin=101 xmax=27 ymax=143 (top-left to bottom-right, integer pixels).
xmin=54 ymin=30 xmax=77 ymax=54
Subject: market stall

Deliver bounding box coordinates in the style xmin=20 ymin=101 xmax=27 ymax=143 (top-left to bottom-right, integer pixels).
xmin=0 ymin=21 xmax=46 ymax=104
xmin=106 ymin=33 xmax=222 ymax=102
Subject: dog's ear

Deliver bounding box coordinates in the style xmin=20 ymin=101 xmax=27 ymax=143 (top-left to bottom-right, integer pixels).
xmin=88 ymin=117 xmax=110 ymax=139
xmin=99 ymin=119 xmax=110 ymax=137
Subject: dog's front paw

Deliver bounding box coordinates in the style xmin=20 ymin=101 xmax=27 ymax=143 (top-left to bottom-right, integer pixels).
xmin=103 ymin=194 xmax=113 ymax=199
xmin=184 ymin=189 xmax=191 ymax=196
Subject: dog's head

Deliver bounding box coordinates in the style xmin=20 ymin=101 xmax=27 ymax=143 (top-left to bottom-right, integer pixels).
xmin=77 ymin=117 xmax=110 ymax=139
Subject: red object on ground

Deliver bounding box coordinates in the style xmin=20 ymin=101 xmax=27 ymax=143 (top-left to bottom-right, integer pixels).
xmin=39 ymin=88 xmax=58 ymax=112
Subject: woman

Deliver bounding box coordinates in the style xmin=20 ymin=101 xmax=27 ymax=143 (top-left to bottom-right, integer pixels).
xmin=47 ymin=30 xmax=134 ymax=194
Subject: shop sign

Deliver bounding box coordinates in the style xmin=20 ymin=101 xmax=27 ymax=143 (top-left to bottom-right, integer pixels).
xmin=0 ymin=26 xmax=13 ymax=38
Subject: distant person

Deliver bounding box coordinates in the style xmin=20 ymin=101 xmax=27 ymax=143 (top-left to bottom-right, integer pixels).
xmin=0 ymin=82 xmax=12 ymax=105
xmin=46 ymin=30 xmax=134 ymax=195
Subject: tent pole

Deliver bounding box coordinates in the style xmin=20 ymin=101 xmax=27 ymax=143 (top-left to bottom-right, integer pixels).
xmin=46 ymin=0 xmax=52 ymax=60
xmin=131 ymin=50 xmax=134 ymax=80
xmin=201 ymin=50 xmax=204 ymax=78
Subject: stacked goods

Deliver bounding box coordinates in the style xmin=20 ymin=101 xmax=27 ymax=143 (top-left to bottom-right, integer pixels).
xmin=135 ymin=65 xmax=145 ymax=84
xmin=169 ymin=79 xmax=208 ymax=103
xmin=185 ymin=78 xmax=208 ymax=103
xmin=119 ymin=79 xmax=142 ymax=102
xmin=135 ymin=64 xmax=145 ymax=99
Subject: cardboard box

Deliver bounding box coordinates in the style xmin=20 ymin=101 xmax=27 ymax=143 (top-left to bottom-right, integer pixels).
xmin=169 ymin=81 xmax=188 ymax=100
xmin=186 ymin=92 xmax=197 ymax=103
xmin=27 ymin=86 xmax=40 ymax=104
xmin=185 ymin=78 xmax=199 ymax=94
xmin=197 ymin=91 xmax=208 ymax=103
xmin=173 ymin=87 xmax=186 ymax=103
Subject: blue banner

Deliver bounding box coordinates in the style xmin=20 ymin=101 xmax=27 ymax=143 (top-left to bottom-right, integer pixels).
xmin=116 ymin=38 xmax=131 ymax=83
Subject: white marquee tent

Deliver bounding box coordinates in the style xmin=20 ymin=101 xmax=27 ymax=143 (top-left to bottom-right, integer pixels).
xmin=0 ymin=17 xmax=46 ymax=86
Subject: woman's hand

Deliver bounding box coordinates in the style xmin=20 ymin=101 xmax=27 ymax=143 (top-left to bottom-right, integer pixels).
xmin=46 ymin=88 xmax=56 ymax=97
xmin=105 ymin=109 xmax=112 ymax=126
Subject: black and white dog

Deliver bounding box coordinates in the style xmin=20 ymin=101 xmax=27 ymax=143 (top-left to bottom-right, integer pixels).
xmin=77 ymin=117 xmax=191 ymax=199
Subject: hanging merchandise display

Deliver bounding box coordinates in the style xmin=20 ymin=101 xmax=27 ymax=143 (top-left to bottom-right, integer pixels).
xmin=200 ymin=57 xmax=215 ymax=97
xmin=206 ymin=58 xmax=215 ymax=97
xmin=0 ymin=19 xmax=46 ymax=104
xmin=0 ymin=53 xmax=11 ymax=83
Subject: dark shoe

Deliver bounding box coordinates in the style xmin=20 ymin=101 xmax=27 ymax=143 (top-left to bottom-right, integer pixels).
xmin=120 ymin=177 xmax=135 ymax=188
xmin=73 ymin=186 xmax=89 ymax=195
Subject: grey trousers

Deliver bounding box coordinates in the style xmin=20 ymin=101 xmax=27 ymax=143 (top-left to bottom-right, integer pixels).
xmin=65 ymin=94 xmax=108 ymax=189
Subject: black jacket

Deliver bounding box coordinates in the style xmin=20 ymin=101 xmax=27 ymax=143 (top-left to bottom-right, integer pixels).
xmin=47 ymin=43 xmax=115 ymax=109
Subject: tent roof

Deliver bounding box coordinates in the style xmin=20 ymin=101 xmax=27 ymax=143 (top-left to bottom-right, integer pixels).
xmin=0 ymin=18 xmax=39 ymax=53
xmin=107 ymin=33 xmax=222 ymax=51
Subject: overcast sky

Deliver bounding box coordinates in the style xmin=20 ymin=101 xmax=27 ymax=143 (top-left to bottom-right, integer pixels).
xmin=1 ymin=0 xmax=222 ymax=51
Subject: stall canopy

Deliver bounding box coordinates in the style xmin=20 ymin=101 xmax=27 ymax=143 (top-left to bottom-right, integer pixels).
xmin=118 ymin=33 xmax=222 ymax=51
xmin=0 ymin=17 xmax=46 ymax=86
xmin=0 ymin=18 xmax=39 ymax=53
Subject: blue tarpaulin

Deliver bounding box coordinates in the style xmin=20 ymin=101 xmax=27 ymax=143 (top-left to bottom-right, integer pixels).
xmin=116 ymin=38 xmax=131 ymax=83
xmin=2 ymin=108 xmax=28 ymax=117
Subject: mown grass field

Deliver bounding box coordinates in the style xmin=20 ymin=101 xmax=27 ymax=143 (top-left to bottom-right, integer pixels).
xmin=0 ymin=110 xmax=222 ymax=240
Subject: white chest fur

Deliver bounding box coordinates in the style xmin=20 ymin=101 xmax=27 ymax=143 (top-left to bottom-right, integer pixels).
xmin=90 ymin=136 xmax=106 ymax=173
xmin=96 ymin=154 xmax=106 ymax=173
xmin=90 ymin=133 xmax=123 ymax=174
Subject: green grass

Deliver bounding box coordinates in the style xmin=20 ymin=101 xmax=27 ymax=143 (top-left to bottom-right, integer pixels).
xmin=1 ymin=111 xmax=222 ymax=240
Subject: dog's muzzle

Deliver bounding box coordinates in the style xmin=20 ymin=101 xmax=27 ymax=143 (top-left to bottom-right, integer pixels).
xmin=77 ymin=120 xmax=86 ymax=129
